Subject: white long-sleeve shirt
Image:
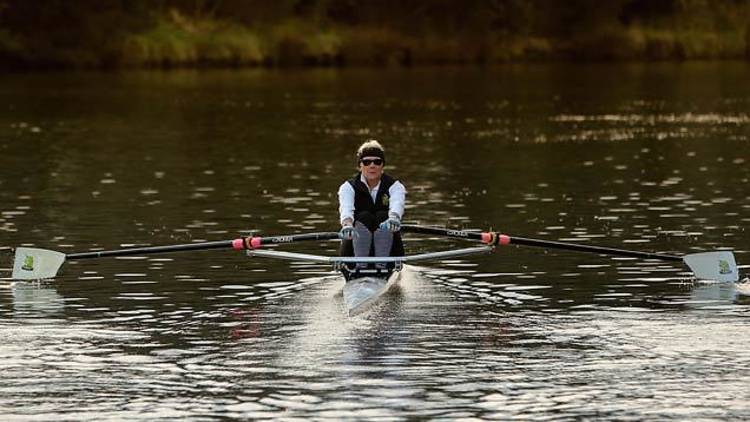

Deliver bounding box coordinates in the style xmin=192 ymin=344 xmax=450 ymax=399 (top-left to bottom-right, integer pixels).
xmin=338 ymin=174 xmax=406 ymax=225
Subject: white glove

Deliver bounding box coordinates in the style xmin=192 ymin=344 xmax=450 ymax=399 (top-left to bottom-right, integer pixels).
xmin=379 ymin=215 xmax=401 ymax=233
xmin=339 ymin=224 xmax=355 ymax=240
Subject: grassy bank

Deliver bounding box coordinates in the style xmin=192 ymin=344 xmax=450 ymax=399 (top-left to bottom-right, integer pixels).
xmin=116 ymin=12 xmax=750 ymax=68
xmin=1 ymin=3 xmax=749 ymax=69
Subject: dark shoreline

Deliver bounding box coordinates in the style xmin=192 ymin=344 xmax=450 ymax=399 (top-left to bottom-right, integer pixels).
xmin=1 ymin=2 xmax=748 ymax=71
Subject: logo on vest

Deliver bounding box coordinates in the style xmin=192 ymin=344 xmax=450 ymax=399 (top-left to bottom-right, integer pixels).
xmin=382 ymin=194 xmax=390 ymax=206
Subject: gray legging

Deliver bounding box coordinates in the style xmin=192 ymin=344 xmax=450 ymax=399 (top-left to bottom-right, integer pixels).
xmin=353 ymin=220 xmax=393 ymax=258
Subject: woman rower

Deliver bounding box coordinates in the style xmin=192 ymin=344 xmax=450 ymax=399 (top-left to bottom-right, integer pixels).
xmin=338 ymin=140 xmax=406 ymax=262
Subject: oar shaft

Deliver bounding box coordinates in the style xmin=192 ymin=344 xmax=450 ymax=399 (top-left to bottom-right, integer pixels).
xmin=66 ymin=232 xmax=341 ymax=260
xmin=506 ymin=236 xmax=682 ymax=262
xmin=67 ymin=240 xmax=235 ymax=260
xmin=401 ymin=225 xmax=682 ymax=262
xmin=401 ymin=224 xmax=485 ymax=241
xmin=248 ymin=232 xmax=340 ymax=248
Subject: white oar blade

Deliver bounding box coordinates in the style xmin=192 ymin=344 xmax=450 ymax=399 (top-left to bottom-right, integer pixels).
xmin=12 ymin=247 xmax=66 ymax=280
xmin=683 ymin=251 xmax=738 ymax=283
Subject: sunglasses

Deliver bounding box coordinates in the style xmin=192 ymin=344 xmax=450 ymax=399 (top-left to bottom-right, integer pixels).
xmin=360 ymin=158 xmax=383 ymax=166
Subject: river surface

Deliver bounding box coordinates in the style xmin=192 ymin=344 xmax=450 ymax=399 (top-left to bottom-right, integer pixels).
xmin=1 ymin=63 xmax=750 ymax=420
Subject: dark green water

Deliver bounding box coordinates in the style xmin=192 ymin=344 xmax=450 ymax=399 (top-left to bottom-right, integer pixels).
xmin=1 ymin=63 xmax=750 ymax=419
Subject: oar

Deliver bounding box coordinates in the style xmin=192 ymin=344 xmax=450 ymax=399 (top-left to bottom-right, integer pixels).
xmin=11 ymin=232 xmax=340 ymax=280
xmin=401 ymin=225 xmax=739 ymax=282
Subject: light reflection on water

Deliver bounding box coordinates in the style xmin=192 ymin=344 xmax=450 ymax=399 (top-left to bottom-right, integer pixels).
xmin=3 ymin=272 xmax=749 ymax=419
xmin=1 ymin=63 xmax=750 ymax=418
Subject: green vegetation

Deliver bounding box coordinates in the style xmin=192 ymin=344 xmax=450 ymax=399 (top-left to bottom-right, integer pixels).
xmin=0 ymin=0 xmax=748 ymax=69
xmin=121 ymin=9 xmax=265 ymax=66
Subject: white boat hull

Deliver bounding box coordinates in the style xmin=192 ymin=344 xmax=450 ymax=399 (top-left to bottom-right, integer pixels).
xmin=248 ymin=247 xmax=493 ymax=316
xmin=342 ymin=270 xmax=401 ymax=316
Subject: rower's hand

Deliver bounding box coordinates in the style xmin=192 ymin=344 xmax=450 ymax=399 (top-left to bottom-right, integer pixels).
xmin=379 ymin=216 xmax=401 ymax=233
xmin=339 ymin=224 xmax=355 ymax=240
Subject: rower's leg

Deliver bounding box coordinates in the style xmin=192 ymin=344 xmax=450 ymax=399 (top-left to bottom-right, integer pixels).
xmin=352 ymin=221 xmax=373 ymax=258
xmin=373 ymin=210 xmax=393 ymax=259
xmin=373 ymin=228 xmax=393 ymax=268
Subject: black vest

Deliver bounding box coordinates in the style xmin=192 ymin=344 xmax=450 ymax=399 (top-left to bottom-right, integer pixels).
xmin=347 ymin=172 xmax=398 ymax=219
xmin=340 ymin=172 xmax=404 ymax=257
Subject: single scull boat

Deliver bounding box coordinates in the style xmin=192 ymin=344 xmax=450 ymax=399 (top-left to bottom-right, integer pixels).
xmin=247 ymin=247 xmax=493 ymax=315
xmin=340 ymin=267 xmax=401 ymax=316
